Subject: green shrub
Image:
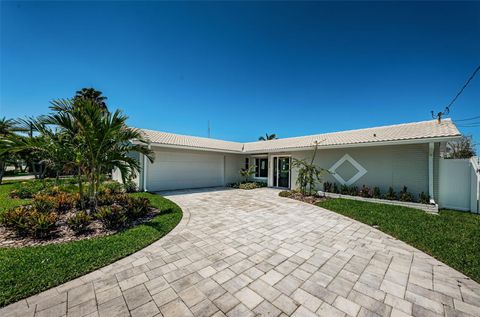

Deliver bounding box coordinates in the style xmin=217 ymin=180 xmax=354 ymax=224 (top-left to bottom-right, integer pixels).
xmin=0 ymin=206 xmax=57 ymax=238
xmin=333 ymin=183 xmax=339 ymax=193
xmin=239 ymin=182 xmax=258 ymax=190
xmin=99 ymin=181 xmax=124 ymax=195
xmin=125 ymin=197 xmax=150 ymax=219
xmin=0 ymin=206 xmax=30 ymax=230
xmin=323 ymin=182 xmax=333 ymax=192
xmin=340 ymin=185 xmax=349 ymax=195
xmin=67 ymin=211 xmax=92 ymax=233
xmin=384 ymin=187 xmax=397 ymax=200
xmin=31 ymin=195 xmax=55 ymax=213
xmin=28 ymin=212 xmax=58 ymax=239
xmin=359 ymin=185 xmax=372 ymax=198
xmin=372 ymin=187 xmax=381 ymax=198
xmin=94 ymin=205 xmax=127 ymax=229
xmin=279 ymin=190 xmax=293 ymax=197
xmin=10 ymin=181 xmax=44 ymax=199
xmin=32 ymin=192 xmax=78 ymax=213
xmin=123 ymin=180 xmax=138 ymax=193
xmin=349 ymin=186 xmax=358 ymax=196
xmin=399 ymin=186 xmax=414 ymax=202
xmin=419 ymin=192 xmax=430 ymax=204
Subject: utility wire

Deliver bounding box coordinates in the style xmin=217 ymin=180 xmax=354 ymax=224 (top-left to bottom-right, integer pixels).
xmin=444 ymin=65 xmax=480 ymax=112
xmin=431 ymin=65 xmax=480 ymax=122
xmin=454 ymin=115 xmax=480 ymax=122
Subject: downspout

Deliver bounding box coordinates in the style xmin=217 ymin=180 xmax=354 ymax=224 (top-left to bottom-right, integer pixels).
xmin=143 ymin=145 xmax=150 ymax=192
xmin=428 ymin=142 xmax=435 ymax=204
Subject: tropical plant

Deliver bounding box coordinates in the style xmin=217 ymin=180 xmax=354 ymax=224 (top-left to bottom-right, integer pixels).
xmin=398 ymin=186 xmax=414 ymax=202
xmin=372 ymin=187 xmax=381 ymax=198
xmin=94 ymin=205 xmax=127 ymax=229
xmin=359 ymin=185 xmax=372 ymax=198
xmin=323 ymin=182 xmax=333 ymax=192
xmin=239 ymin=164 xmax=256 ymax=183
xmin=419 ymin=192 xmax=430 ymax=204
xmin=384 ymin=187 xmax=397 ymax=200
xmin=333 ymin=183 xmax=339 ymax=193
xmin=67 ymin=211 xmax=92 ymax=234
xmin=258 ymin=133 xmax=277 ymax=141
xmin=291 ymin=142 xmax=328 ymax=196
xmin=445 ymin=136 xmax=476 ymax=159
xmin=340 ymin=184 xmax=349 ymax=195
xmin=46 ymin=99 xmax=154 ymax=210
xmin=7 ymin=98 xmax=154 ymax=211
xmin=0 ymin=117 xmax=20 ymax=184
xmin=74 ymin=87 xmax=108 ymax=111
xmin=279 ymin=190 xmax=293 ymax=197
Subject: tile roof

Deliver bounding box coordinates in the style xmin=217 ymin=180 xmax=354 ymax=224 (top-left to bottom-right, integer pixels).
xmin=139 ymin=119 xmax=461 ymax=153
xmin=139 ymin=129 xmax=244 ymax=152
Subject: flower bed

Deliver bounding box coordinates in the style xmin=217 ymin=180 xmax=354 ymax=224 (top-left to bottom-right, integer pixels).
xmin=0 ymin=181 xmax=157 ymax=247
xmin=228 ymin=181 xmax=268 ymax=190
xmin=319 ymin=191 xmax=438 ymax=213
xmin=279 ymin=190 xmax=329 ymax=204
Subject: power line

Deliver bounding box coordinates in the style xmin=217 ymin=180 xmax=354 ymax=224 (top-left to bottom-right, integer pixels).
xmin=445 ymin=65 xmax=480 ymax=112
xmin=456 ymin=123 xmax=480 ymax=128
xmin=454 ymin=115 xmax=480 ymax=122
xmin=431 ymin=64 xmax=480 ymax=122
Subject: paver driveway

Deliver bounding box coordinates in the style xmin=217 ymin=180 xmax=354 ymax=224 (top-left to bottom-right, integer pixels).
xmin=2 ymin=188 xmax=480 ymax=317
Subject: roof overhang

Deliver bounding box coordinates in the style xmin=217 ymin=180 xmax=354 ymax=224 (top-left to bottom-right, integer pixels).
xmin=137 ymin=135 xmax=461 ymax=155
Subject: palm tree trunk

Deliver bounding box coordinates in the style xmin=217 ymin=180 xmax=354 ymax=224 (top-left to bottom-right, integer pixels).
xmin=0 ymin=160 xmax=5 ymax=185
xmin=77 ymin=169 xmax=85 ymax=210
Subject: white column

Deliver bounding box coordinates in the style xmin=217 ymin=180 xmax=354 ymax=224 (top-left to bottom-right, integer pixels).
xmin=143 ymin=145 xmax=151 ymax=192
xmin=429 ymin=142 xmax=434 ymax=203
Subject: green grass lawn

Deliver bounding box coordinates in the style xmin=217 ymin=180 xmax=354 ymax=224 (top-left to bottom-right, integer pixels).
xmin=0 ymin=181 xmax=31 ymax=212
xmin=317 ymin=198 xmax=480 ymax=283
xmin=0 ymin=188 xmax=182 ymax=307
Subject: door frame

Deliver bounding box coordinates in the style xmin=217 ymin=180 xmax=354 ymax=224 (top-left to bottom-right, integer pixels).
xmin=271 ymin=155 xmax=292 ymax=189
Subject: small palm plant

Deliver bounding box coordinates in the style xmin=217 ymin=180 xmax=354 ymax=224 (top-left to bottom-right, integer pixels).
xmin=291 ymin=141 xmax=328 ymax=196
xmin=258 ymin=133 xmax=277 ymax=141
xmin=239 ymin=165 xmax=256 ymax=183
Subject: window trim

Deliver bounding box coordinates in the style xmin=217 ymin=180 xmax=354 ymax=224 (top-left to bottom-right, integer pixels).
xmin=255 ymin=158 xmax=268 ymax=178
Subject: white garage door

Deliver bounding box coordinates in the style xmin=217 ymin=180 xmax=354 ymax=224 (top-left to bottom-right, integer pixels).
xmin=147 ymin=149 xmax=225 ymax=191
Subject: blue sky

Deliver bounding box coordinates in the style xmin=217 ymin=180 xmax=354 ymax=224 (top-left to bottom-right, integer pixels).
xmin=1 ymin=1 xmax=479 ymax=143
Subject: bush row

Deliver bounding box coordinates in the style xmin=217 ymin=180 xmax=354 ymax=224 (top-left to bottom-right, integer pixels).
xmin=10 ymin=179 xmax=138 ymax=199
xmin=0 ymin=194 xmax=151 ymax=238
xmin=228 ymin=182 xmax=268 ymax=190
xmin=323 ymin=182 xmax=430 ymax=204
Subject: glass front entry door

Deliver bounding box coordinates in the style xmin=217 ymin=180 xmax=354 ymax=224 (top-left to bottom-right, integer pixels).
xmin=273 ymin=157 xmax=290 ymax=188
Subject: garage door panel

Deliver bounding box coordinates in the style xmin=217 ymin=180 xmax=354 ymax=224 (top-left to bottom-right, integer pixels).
xmin=147 ymin=149 xmax=225 ymax=191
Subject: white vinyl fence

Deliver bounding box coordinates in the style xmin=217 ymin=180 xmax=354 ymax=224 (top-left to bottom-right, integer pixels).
xmin=438 ymin=157 xmax=479 ymax=213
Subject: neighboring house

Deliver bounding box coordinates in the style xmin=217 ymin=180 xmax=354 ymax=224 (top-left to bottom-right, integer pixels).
xmin=114 ymin=119 xmax=461 ymax=205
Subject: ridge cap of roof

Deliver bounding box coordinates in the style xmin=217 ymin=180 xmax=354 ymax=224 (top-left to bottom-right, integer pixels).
xmin=139 ymin=128 xmax=242 ymax=145
xmin=244 ymin=119 xmax=454 ymax=145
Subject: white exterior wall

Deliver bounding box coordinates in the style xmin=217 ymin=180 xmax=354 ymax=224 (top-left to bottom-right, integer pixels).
xmin=112 ymin=152 xmax=142 ymax=190
xmin=289 ymin=143 xmax=432 ymax=198
xmin=144 ymin=146 xmax=244 ymax=191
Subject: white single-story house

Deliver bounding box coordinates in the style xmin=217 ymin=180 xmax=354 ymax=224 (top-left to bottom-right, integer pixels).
xmin=114 ymin=119 xmax=462 ymax=206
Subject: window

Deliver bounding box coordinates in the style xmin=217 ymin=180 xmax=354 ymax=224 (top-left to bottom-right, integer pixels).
xmin=255 ymin=158 xmax=268 ymax=178
xmin=245 ymin=158 xmax=249 ymax=170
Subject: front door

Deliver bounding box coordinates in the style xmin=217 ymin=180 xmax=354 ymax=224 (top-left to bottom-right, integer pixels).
xmin=273 ymin=156 xmax=290 ymax=188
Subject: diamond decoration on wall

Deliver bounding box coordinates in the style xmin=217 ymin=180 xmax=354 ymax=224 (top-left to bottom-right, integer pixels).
xmin=329 ymin=154 xmax=367 ymax=186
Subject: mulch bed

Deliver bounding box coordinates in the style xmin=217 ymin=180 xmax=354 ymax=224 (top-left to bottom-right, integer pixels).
xmin=288 ymin=192 xmax=329 ymax=204
xmin=0 ymin=208 xmax=161 ymax=248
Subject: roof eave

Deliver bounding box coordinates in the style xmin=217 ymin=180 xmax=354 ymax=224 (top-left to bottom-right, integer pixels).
xmin=243 ymin=135 xmax=462 ymax=154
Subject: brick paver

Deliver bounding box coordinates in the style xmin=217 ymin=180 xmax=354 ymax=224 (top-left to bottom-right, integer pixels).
xmin=2 ymin=187 xmax=479 ymax=317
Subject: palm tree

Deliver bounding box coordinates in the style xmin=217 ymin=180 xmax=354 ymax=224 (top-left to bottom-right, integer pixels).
xmin=74 ymin=87 xmax=108 ymax=111
xmin=258 ymin=133 xmax=277 ymax=141
xmin=0 ymin=117 xmax=17 ymax=136
xmin=47 ymin=98 xmax=154 ymax=210
xmin=0 ymin=117 xmax=21 ymax=183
